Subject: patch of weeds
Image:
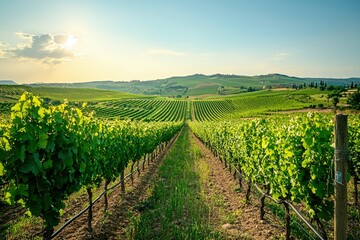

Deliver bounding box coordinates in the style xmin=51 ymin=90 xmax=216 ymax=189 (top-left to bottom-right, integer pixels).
xmin=226 ymin=212 xmax=236 ymax=224
xmin=126 ymin=210 xmax=140 ymax=240
xmin=239 ymin=197 xmax=246 ymax=205
xmin=234 ymin=187 xmax=242 ymax=192
xmin=134 ymin=198 xmax=154 ymax=212
xmin=6 ymin=215 xmax=43 ymax=240
xmin=211 ymin=194 xmax=225 ymax=207
xmin=100 ymin=210 xmax=113 ymax=225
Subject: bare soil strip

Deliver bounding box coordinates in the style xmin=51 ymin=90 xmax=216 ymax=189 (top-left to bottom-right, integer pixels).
xmin=191 ymin=131 xmax=285 ymax=239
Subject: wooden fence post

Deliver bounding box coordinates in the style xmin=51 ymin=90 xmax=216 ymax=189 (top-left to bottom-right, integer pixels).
xmin=334 ymin=114 xmax=348 ymax=240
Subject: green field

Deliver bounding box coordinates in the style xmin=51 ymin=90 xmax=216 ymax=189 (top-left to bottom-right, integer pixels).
xmin=0 ymin=85 xmax=154 ymax=113
xmin=28 ymin=74 xmax=360 ymax=97
xmin=1 ymin=80 xmax=359 ymax=240
xmin=0 ymin=85 xmax=351 ymax=121
xmin=86 ymin=99 xmax=187 ymax=121
xmin=0 ymin=85 xmax=33 ymax=102
xmin=33 ymin=87 xmax=150 ymax=101
xmin=190 ymin=89 xmax=334 ymax=120
xmin=192 ymin=100 xmax=234 ymax=121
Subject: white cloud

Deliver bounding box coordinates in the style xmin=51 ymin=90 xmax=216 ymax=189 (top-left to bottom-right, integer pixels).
xmin=2 ymin=32 xmax=79 ymax=64
xmin=272 ymin=52 xmax=290 ymax=61
xmin=145 ymin=48 xmax=185 ymax=57
xmin=0 ymin=42 xmax=9 ymax=58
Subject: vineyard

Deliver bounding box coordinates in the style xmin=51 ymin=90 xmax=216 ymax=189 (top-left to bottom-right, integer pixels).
xmin=0 ymin=86 xmax=188 ymax=122
xmin=0 ymin=86 xmax=35 ymax=113
xmin=192 ymin=99 xmax=234 ymax=121
xmin=189 ymin=114 xmax=360 ymax=239
xmin=86 ymin=99 xmax=187 ymax=121
xmin=0 ymin=86 xmax=359 ymax=239
xmin=0 ymin=85 xmax=338 ymax=121
xmin=190 ymin=89 xmax=333 ymax=120
xmin=0 ymin=103 xmax=13 ymax=113
xmin=0 ymin=93 xmax=182 ymax=239
xmin=222 ymin=89 xmax=331 ymax=118
xmin=1 ymin=0 xmax=359 ymax=238
xmin=0 ymin=85 xmax=34 ymax=99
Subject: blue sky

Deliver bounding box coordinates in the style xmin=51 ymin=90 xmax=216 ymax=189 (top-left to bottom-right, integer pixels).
xmin=0 ymin=0 xmax=359 ymax=83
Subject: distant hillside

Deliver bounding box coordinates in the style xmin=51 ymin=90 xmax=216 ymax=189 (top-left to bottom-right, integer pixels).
xmin=306 ymin=77 xmax=360 ymax=86
xmin=30 ymin=74 xmax=360 ymax=97
xmin=0 ymin=80 xmax=17 ymax=85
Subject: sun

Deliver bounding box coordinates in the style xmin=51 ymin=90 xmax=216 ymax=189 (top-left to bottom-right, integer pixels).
xmin=63 ymin=35 xmax=77 ymax=49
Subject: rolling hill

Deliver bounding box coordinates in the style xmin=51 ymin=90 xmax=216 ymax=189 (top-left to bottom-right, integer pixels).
xmin=0 ymin=80 xmax=17 ymax=85
xmin=28 ymin=74 xmax=360 ymax=97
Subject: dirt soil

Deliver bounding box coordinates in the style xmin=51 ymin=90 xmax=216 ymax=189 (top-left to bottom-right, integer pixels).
xmin=192 ymin=132 xmax=285 ymax=239
xmin=268 ymin=108 xmax=333 ymax=114
xmin=0 ymin=204 xmax=28 ymax=238
xmin=268 ymin=108 xmax=360 ymax=115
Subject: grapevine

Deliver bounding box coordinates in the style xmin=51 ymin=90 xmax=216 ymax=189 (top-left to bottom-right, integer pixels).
xmin=189 ymin=113 xmax=360 ymax=239
xmin=0 ymin=92 xmax=182 ymax=239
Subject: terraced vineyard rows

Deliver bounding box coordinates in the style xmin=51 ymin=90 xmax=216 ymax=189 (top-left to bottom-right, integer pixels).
xmin=0 ymin=86 xmax=334 ymax=122
xmin=192 ymin=100 xmax=234 ymax=121
xmin=0 ymin=85 xmax=34 ymax=97
xmin=87 ymin=99 xmax=187 ymax=122
xmin=0 ymin=103 xmax=13 ymax=113
xmin=191 ymin=90 xmax=330 ymax=121
xmin=228 ymin=94 xmax=311 ymax=116
xmin=0 ymin=86 xmax=36 ymax=109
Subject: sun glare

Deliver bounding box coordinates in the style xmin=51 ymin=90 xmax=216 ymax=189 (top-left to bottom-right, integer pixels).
xmin=63 ymin=35 xmax=77 ymax=49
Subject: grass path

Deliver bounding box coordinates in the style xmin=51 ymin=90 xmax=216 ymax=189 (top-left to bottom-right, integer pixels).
xmin=126 ymin=127 xmax=224 ymax=239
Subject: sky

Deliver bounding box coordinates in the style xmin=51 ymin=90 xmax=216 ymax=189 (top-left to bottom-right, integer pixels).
xmin=0 ymin=0 xmax=359 ymax=84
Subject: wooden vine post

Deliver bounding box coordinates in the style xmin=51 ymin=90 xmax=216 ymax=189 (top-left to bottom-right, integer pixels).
xmin=121 ymin=170 xmax=125 ymax=195
xmin=87 ymin=188 xmax=93 ymax=232
xmin=334 ymin=114 xmax=348 ymax=240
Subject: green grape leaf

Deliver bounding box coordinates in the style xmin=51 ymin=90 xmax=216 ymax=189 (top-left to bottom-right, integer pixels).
xmin=272 ymin=191 xmax=280 ymax=200
xmin=43 ymin=160 xmax=53 ymax=170
xmin=0 ymin=162 xmax=4 ymax=176
xmin=43 ymin=192 xmax=52 ymax=211
xmin=11 ymin=103 xmax=21 ymax=112
xmin=17 ymin=183 xmax=29 ymax=197
xmin=38 ymin=108 xmax=46 ymax=118
xmin=20 ymin=159 xmax=34 ymax=174
xmin=29 ymin=198 xmax=42 ymax=216
xmin=32 ymin=152 xmax=43 ymax=176
xmin=20 ymin=145 xmax=26 ymax=162
xmin=54 ymin=175 xmax=68 ymax=189
xmin=80 ymin=162 xmax=86 ymax=173
xmin=38 ymin=133 xmax=48 ymax=149
xmin=284 ymin=148 xmax=294 ymax=158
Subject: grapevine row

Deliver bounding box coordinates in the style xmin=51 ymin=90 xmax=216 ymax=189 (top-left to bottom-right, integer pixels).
xmin=189 ymin=113 xmax=360 ymax=239
xmin=192 ymin=100 xmax=234 ymax=121
xmin=0 ymin=85 xmax=33 ymax=96
xmin=87 ymin=99 xmax=187 ymax=121
xmin=0 ymin=92 xmax=182 ymax=239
